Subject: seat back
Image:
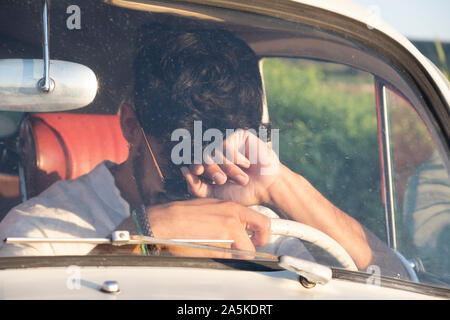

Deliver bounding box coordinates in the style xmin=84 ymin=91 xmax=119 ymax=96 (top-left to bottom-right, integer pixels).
xmin=19 ymin=113 xmax=129 ymax=199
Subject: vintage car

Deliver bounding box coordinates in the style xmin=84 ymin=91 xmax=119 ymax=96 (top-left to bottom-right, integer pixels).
xmin=0 ymin=0 xmax=449 ymax=300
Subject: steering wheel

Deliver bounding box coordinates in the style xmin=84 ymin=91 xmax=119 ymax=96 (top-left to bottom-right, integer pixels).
xmin=270 ymin=218 xmax=358 ymax=271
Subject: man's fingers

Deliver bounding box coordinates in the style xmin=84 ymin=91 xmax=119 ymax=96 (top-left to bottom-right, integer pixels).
xmin=236 ymin=207 xmax=271 ymax=247
xmin=231 ymin=229 xmax=256 ymax=260
xmin=224 ymin=208 xmax=257 ymax=259
xmin=216 ymin=151 xmax=249 ymax=186
xmin=234 ymin=152 xmax=251 ymax=168
xmin=164 ymin=245 xmax=232 ymax=259
xmin=202 ymin=158 xmax=228 ymax=185
xmin=223 ymin=143 xmax=251 ymax=168
xmin=180 ymin=167 xmax=211 ymax=197
xmin=218 ymin=202 xmax=271 ymax=250
xmin=189 ymin=152 xmax=249 ymax=186
xmin=189 ymin=164 xmax=204 ymax=175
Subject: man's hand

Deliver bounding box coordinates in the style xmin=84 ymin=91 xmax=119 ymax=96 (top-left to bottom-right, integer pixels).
xmin=178 ymin=130 xmax=375 ymax=270
xmin=181 ymin=130 xmax=280 ymax=206
xmin=147 ymin=198 xmax=271 ymax=258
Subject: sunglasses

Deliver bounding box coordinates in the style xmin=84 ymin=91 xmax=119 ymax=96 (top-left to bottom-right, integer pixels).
xmin=140 ymin=126 xmax=192 ymax=202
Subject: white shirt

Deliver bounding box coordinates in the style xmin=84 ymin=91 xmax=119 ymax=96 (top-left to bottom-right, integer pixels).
xmin=0 ymin=161 xmax=313 ymax=260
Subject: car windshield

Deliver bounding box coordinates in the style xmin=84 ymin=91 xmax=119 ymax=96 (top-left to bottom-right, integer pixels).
xmin=0 ymin=0 xmax=449 ymax=292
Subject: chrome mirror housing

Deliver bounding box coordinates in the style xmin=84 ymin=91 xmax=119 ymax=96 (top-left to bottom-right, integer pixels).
xmin=0 ymin=59 xmax=98 ymax=112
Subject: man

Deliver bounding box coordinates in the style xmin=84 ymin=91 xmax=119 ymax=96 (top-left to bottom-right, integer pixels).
xmin=0 ymin=26 xmax=408 ymax=278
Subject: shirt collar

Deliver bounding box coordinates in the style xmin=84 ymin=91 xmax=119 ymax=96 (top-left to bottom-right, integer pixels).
xmin=86 ymin=161 xmax=131 ymax=218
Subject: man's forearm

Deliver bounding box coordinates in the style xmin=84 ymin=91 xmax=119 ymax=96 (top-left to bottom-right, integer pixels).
xmin=265 ymin=164 xmax=373 ymax=270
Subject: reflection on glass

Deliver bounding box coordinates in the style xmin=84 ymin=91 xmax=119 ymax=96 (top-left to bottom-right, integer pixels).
xmin=386 ymin=87 xmax=450 ymax=279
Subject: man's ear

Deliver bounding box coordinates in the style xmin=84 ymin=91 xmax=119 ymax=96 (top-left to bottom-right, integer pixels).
xmin=119 ymin=101 xmax=141 ymax=144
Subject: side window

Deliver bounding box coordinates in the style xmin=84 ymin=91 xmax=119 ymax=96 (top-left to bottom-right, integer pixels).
xmin=386 ymin=87 xmax=450 ymax=277
xmin=262 ymin=58 xmax=385 ymax=241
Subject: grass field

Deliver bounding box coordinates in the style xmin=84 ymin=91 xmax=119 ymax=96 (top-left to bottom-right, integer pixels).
xmin=263 ymin=58 xmax=385 ymax=240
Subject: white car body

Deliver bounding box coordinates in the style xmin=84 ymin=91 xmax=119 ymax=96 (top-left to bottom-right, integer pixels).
xmin=0 ymin=265 xmax=441 ymax=299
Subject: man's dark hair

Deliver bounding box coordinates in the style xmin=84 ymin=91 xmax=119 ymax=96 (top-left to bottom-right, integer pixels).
xmin=133 ymin=25 xmax=263 ymax=146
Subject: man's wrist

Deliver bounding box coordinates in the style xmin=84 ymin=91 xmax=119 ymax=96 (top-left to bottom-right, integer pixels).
xmin=264 ymin=163 xmax=304 ymax=208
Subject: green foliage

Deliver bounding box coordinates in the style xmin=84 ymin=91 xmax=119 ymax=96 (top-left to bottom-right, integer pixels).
xmin=434 ymin=39 xmax=450 ymax=80
xmin=412 ymin=40 xmax=450 ymax=81
xmin=263 ymin=58 xmax=386 ymax=240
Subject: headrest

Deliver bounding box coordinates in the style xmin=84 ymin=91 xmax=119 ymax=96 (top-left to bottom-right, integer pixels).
xmin=19 ymin=113 xmax=129 ymax=198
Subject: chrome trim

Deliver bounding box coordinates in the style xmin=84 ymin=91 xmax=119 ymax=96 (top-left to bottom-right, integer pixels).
xmin=39 ymin=0 xmax=52 ymax=93
xmin=392 ymin=250 xmax=419 ymax=283
xmin=5 ymin=233 xmax=235 ymax=247
xmin=279 ymin=255 xmax=332 ymax=285
xmin=377 ymin=81 xmax=397 ymax=249
xmin=0 ymin=59 xmax=98 ymax=112
xmin=409 ymin=257 xmax=426 ymax=273
xmin=101 ymin=281 xmax=121 ymax=294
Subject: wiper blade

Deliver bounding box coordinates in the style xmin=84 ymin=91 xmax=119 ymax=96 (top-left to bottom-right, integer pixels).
xmin=5 ymin=231 xmax=234 ymax=246
xmin=4 ymin=230 xmax=332 ymax=285
xmin=5 ymin=231 xmax=274 ymax=259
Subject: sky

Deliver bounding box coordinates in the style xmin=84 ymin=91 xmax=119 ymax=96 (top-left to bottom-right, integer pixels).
xmin=354 ymin=0 xmax=450 ymax=42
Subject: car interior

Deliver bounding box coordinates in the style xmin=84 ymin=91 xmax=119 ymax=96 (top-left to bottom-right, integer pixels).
xmin=0 ymin=0 xmax=433 ymax=218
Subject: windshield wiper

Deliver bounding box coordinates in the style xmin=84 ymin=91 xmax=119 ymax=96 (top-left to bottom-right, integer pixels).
xmin=5 ymin=231 xmax=235 ymax=247
xmin=4 ymin=230 xmax=332 ymax=285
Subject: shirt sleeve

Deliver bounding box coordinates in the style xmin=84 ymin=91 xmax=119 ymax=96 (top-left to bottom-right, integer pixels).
xmin=363 ymin=226 xmax=411 ymax=280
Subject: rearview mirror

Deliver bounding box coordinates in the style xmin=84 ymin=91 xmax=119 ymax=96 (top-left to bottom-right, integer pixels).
xmin=0 ymin=59 xmax=98 ymax=112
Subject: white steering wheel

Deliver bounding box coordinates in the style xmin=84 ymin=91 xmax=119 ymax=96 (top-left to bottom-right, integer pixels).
xmin=270 ymin=218 xmax=358 ymax=271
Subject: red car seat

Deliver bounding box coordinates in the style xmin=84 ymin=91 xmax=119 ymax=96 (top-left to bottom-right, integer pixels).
xmin=19 ymin=113 xmax=129 ymax=199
